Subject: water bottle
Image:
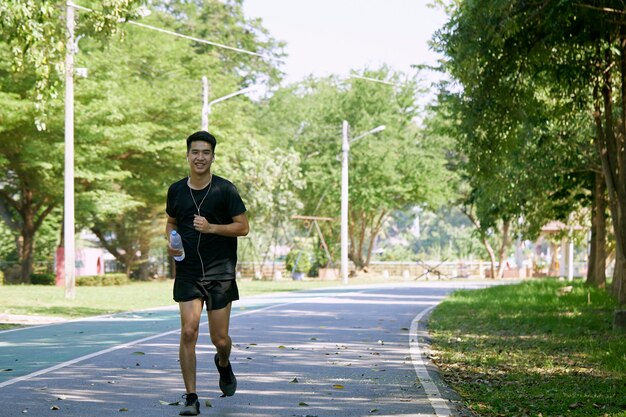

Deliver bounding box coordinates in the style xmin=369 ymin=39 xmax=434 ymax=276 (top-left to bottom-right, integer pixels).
xmin=170 ymin=230 xmax=185 ymax=261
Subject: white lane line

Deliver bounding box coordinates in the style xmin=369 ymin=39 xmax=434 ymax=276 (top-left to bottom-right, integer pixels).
xmin=0 ymin=327 xmax=182 ymax=389
xmin=0 ymin=297 xmax=327 ymax=389
xmin=410 ymin=305 xmax=453 ymax=417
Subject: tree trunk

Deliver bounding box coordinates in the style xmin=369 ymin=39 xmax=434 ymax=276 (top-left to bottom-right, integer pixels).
xmin=482 ymin=234 xmax=497 ymax=280
xmin=587 ymin=171 xmax=607 ymax=288
xmin=348 ymin=211 xmax=368 ymax=270
xmin=136 ymin=238 xmax=152 ymax=280
xmin=613 ymin=27 xmax=626 ymax=305
xmin=364 ymin=211 xmax=387 ymax=268
xmin=462 ymin=206 xmax=498 ymax=279
xmin=19 ymin=232 xmax=34 ymax=283
xmin=593 ymin=36 xmax=626 ymax=305
xmin=91 ymin=226 xmax=131 ymax=275
xmin=496 ymin=219 xmax=511 ymax=279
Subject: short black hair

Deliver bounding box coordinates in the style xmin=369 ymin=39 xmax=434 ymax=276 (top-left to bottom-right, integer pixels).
xmin=186 ymin=131 xmax=216 ymax=152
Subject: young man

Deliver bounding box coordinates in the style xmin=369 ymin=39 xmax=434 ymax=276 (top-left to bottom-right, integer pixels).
xmin=166 ymin=131 xmax=249 ymax=416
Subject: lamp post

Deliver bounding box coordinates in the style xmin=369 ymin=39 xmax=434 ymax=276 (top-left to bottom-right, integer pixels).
xmin=341 ymin=120 xmax=385 ymax=284
xmin=64 ymin=1 xmax=76 ymax=299
xmin=201 ymin=77 xmax=256 ymax=131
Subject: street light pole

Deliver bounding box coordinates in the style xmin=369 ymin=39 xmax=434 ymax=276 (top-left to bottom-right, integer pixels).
xmin=340 ymin=121 xmax=386 ymax=284
xmin=64 ymin=1 xmax=76 ymax=299
xmin=201 ymin=83 xmax=256 ymax=131
xmin=341 ymin=121 xmax=350 ymax=285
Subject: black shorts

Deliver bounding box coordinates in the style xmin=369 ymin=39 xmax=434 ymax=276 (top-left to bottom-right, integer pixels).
xmin=173 ymin=279 xmax=239 ymax=310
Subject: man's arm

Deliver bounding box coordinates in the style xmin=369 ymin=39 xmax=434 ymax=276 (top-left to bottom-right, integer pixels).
xmin=193 ymin=212 xmax=249 ymax=237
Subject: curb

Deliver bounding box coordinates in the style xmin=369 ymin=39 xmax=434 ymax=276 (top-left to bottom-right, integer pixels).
xmin=415 ymin=308 xmax=478 ymax=417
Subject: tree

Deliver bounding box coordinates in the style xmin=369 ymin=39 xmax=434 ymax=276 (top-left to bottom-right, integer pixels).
xmin=0 ymin=0 xmax=286 ymax=280
xmin=431 ymin=0 xmax=611 ymax=287
xmin=69 ymin=0 xmax=285 ymax=277
xmin=0 ymin=42 xmax=66 ymax=283
xmin=436 ymin=0 xmax=625 ymax=303
xmin=0 ymin=1 xmax=145 ymax=282
xmin=257 ymin=68 xmax=453 ymax=271
xmin=0 ymin=0 xmax=147 ymax=129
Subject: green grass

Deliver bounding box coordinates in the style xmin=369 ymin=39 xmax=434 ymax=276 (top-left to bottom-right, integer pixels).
xmin=429 ymin=279 xmax=626 ymax=417
xmin=0 ymin=275 xmax=401 ymax=324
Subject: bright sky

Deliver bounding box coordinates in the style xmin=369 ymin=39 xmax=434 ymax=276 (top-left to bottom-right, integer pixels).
xmin=242 ymin=0 xmax=449 ymax=86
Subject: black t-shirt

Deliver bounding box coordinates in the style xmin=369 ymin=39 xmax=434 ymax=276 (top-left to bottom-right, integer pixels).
xmin=166 ymin=175 xmax=247 ymax=281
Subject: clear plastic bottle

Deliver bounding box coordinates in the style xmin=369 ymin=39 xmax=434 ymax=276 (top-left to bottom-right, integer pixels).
xmin=170 ymin=230 xmax=185 ymax=261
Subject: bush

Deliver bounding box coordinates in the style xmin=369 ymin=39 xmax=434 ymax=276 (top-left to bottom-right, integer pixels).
xmin=77 ymin=273 xmax=130 ymax=286
xmin=285 ymin=249 xmax=312 ymax=274
xmin=0 ymin=269 xmax=4 ymax=285
xmin=30 ymin=273 xmax=56 ymax=285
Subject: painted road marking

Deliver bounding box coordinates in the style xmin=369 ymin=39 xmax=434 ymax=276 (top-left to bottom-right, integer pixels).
xmin=0 ymin=295 xmax=330 ymax=389
xmin=410 ymin=305 xmax=452 ymax=417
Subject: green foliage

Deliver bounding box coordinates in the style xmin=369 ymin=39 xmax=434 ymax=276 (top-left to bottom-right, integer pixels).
xmin=30 ymin=273 xmax=55 ymax=285
xmin=285 ymin=249 xmax=312 ymax=274
xmin=432 ymin=0 xmax=626 ymax=302
xmin=429 ymin=279 xmax=624 ymax=417
xmin=0 ymin=0 xmax=285 ymax=280
xmin=0 ymin=0 xmax=146 ymax=129
xmin=258 ymin=68 xmax=454 ymax=268
xmin=0 ymin=278 xmax=411 ymax=319
xmin=225 ymin=134 xmax=305 ymax=264
xmin=77 ymin=273 xmax=130 ymax=286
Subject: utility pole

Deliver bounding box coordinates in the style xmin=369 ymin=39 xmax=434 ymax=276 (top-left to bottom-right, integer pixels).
xmin=341 ymin=121 xmax=350 ymax=284
xmin=64 ymin=1 xmax=76 ymax=299
xmin=340 ymin=121 xmax=385 ymax=285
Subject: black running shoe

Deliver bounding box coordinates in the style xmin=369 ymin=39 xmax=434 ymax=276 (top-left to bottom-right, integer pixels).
xmin=214 ymin=353 xmax=237 ymax=396
xmin=179 ymin=394 xmax=200 ymax=416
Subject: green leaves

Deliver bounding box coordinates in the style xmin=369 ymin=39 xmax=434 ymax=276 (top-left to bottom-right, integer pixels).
xmin=258 ymin=68 xmax=453 ymax=269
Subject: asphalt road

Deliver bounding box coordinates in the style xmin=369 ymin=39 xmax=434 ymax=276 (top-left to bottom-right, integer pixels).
xmin=0 ymin=281 xmax=497 ymax=417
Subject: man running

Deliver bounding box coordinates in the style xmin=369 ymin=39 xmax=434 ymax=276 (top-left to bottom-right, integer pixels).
xmin=166 ymin=130 xmax=249 ymax=415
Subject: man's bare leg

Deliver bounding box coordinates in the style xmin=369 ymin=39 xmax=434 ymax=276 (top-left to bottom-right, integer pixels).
xmin=208 ymin=303 xmax=232 ymax=367
xmin=209 ymin=303 xmax=237 ymax=396
xmin=179 ymin=299 xmax=204 ymax=394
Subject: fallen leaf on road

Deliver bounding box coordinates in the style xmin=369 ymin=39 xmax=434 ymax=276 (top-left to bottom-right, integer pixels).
xmin=119 ymin=408 xmax=128 ymax=412
xmin=332 ymin=384 xmax=345 ymax=389
xmin=132 ymin=351 xmax=145 ymax=355
xmin=290 ymin=377 xmax=299 ymax=383
xmin=299 ymin=402 xmax=309 ymax=406
xmin=50 ymin=406 xmax=60 ymax=411
xmin=205 ymin=400 xmax=212 ymax=407
xmin=158 ymin=400 xmax=180 ymax=406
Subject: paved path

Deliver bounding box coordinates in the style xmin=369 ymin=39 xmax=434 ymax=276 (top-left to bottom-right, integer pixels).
xmin=0 ymin=281 xmax=497 ymax=417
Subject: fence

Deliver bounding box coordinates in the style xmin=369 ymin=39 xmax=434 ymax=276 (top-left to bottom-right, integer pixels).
xmin=1 ymin=259 xmax=589 ymax=282
xmin=237 ymin=260 xmax=508 ymax=280
xmin=236 ymin=260 xmax=589 ymax=281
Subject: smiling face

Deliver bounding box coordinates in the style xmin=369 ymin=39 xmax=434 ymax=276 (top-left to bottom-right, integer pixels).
xmin=187 ymin=140 xmax=214 ymax=176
